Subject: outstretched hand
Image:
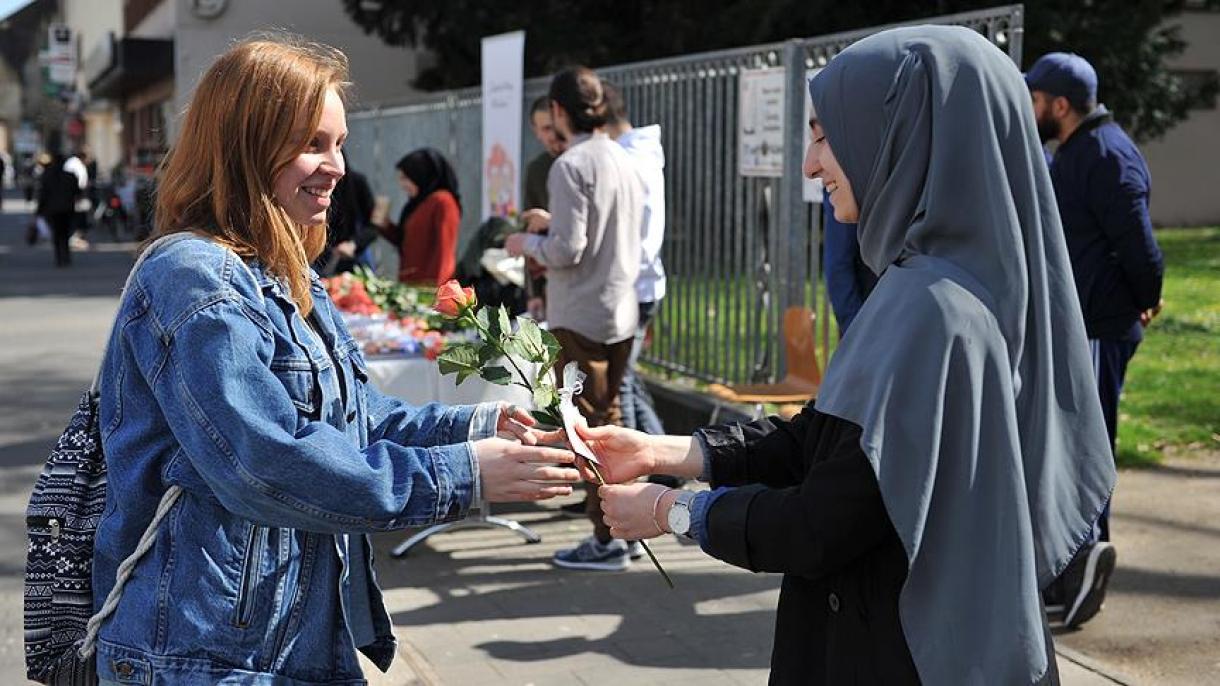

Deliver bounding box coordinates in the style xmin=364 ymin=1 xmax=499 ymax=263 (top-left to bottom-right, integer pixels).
xmin=573 ymin=420 xmax=656 ymax=484
xmin=473 ymin=437 xmax=580 ymax=502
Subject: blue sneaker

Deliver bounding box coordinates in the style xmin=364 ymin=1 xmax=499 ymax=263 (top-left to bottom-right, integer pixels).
xmin=552 ymin=536 xmax=630 ymax=571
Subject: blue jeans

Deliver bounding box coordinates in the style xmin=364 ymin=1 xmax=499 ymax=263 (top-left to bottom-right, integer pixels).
xmin=619 ymin=301 xmax=665 ymax=434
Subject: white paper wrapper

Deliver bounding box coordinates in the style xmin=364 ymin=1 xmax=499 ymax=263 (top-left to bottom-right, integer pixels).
xmin=558 ymin=361 xmax=600 ymax=465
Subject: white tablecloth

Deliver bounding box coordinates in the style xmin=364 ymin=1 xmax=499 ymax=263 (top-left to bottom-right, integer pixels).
xmin=364 ymin=356 xmax=534 ymax=407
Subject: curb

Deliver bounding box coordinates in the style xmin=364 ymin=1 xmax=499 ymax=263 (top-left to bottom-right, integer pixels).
xmin=1057 ymin=647 xmax=1141 ymax=686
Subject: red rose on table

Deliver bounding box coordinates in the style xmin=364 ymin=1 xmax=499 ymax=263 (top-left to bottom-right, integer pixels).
xmin=434 ymin=280 xmax=476 ymax=318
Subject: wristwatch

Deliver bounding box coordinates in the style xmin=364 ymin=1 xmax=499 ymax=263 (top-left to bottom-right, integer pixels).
xmin=667 ymin=490 xmax=697 ymax=539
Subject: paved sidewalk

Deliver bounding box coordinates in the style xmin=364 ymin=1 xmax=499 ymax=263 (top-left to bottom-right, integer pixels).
xmin=363 ymin=496 xmax=1141 ymax=686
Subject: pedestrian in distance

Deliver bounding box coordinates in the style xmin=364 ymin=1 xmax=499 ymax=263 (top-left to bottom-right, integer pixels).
xmin=35 ymin=150 xmax=81 ymax=267
xmin=377 ymin=147 xmax=462 ymax=286
xmin=88 ymin=35 xmax=578 ymax=684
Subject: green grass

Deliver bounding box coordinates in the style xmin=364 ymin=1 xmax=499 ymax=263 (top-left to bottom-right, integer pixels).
xmin=1116 ymin=227 xmax=1220 ymax=467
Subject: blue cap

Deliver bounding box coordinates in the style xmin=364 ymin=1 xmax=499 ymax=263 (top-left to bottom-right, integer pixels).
xmin=1024 ymin=52 xmax=1097 ymax=109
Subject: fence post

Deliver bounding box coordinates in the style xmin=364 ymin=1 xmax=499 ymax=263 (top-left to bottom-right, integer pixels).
xmin=776 ymin=39 xmax=809 ymax=379
xmin=1008 ymin=6 xmax=1025 ymax=65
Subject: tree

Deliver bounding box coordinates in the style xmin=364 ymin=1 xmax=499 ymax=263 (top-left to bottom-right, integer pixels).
xmin=343 ymin=0 xmax=1218 ymax=141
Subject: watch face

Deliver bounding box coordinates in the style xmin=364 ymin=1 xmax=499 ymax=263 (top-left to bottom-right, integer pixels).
xmin=668 ymin=498 xmax=692 ymax=535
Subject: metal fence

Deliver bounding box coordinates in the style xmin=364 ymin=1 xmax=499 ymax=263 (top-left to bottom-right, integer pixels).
xmin=345 ymin=4 xmax=1024 ymax=385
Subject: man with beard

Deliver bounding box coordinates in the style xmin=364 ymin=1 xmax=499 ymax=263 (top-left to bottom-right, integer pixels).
xmin=1026 ymin=52 xmax=1164 ymax=629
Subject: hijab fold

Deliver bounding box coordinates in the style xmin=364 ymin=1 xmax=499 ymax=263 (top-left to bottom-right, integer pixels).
xmin=811 ymin=26 xmax=1115 ymax=684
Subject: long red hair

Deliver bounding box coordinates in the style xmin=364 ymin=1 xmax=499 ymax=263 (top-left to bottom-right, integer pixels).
xmin=153 ymin=36 xmax=348 ymax=315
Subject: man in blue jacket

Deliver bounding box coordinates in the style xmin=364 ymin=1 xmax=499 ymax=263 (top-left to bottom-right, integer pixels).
xmin=1027 ymin=52 xmax=1165 ymax=629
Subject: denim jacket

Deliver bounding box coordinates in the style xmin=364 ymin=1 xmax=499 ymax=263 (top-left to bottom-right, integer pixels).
xmin=94 ymin=234 xmax=497 ymax=684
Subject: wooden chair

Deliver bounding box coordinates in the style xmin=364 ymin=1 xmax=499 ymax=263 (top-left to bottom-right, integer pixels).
xmin=707 ymin=306 xmax=821 ymax=422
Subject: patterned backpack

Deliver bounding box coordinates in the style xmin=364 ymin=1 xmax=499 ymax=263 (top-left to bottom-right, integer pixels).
xmin=24 ymin=235 xmax=186 ymax=684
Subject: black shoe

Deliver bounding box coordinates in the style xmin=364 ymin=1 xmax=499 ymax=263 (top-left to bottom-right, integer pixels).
xmin=1062 ymin=542 xmax=1117 ymax=629
xmin=559 ymin=499 xmax=587 ymax=518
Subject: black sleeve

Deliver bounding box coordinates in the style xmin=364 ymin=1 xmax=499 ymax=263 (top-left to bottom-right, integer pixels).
xmin=697 ymin=401 xmax=820 ymax=489
xmin=702 ymin=415 xmax=896 ymax=578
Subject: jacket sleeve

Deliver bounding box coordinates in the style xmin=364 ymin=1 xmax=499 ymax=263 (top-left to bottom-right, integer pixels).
xmin=525 ymin=160 xmax=588 ymax=268
xmin=696 ymin=401 xmax=820 ymax=489
xmin=153 ymin=298 xmax=477 ymax=533
xmin=1087 ymin=151 xmax=1164 ymax=311
xmin=700 ymin=416 xmax=895 ymax=577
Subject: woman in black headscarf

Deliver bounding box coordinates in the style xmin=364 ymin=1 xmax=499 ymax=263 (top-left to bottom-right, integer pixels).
xmin=588 ymin=25 xmax=1116 ymax=685
xmin=377 ymin=147 xmax=461 ymax=285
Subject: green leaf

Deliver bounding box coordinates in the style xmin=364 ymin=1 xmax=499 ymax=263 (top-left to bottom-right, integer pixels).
xmin=476 ymin=342 xmax=499 ymax=366
xmin=479 ymin=365 xmax=512 ymax=385
xmin=475 ymin=306 xmax=492 ymax=336
xmin=532 ymin=384 xmax=558 ymax=410
xmin=541 ymin=329 xmax=562 ymax=367
xmin=497 ymin=306 xmax=512 ymax=341
xmin=530 ymin=408 xmax=563 ymax=428
xmin=502 ymin=334 xmax=530 ymax=362
xmin=455 ymin=368 xmax=478 ymax=385
xmin=516 ymin=317 xmax=546 ymax=361
xmin=436 ymin=344 xmax=480 ymax=378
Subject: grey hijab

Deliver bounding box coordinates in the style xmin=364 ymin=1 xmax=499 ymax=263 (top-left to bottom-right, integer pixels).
xmin=811 ymin=26 xmax=1115 ymax=684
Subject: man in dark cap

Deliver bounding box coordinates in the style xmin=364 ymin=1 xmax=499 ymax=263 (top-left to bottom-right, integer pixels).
xmin=1027 ymin=51 xmax=1165 ymax=629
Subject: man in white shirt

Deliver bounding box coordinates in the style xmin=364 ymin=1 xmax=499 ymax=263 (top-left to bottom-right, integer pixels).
xmin=603 ymin=83 xmax=667 ymax=436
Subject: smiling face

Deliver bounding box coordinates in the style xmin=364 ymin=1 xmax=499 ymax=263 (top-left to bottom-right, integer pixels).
xmin=272 ymin=87 xmax=347 ymax=226
xmin=803 ymin=114 xmax=858 ymax=223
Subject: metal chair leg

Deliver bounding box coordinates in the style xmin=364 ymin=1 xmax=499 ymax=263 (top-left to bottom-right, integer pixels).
xmin=390 ymin=499 xmax=542 ymax=558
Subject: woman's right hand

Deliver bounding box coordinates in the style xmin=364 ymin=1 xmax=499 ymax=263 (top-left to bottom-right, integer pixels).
xmin=573 ymin=422 xmax=658 ymax=484
xmin=473 ymin=437 xmax=581 ymax=502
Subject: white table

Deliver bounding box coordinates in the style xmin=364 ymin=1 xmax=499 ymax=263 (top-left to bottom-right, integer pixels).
xmin=364 ymin=355 xmax=541 ymax=557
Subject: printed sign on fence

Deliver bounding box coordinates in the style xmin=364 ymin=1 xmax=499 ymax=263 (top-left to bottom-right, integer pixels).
xmin=738 ymin=67 xmax=786 ymax=177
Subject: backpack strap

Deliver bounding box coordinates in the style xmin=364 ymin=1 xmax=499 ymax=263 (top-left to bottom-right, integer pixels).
xmin=77 ymin=484 xmax=182 ymax=659
xmin=89 ymin=232 xmax=199 ymax=395
xmin=77 ymin=232 xmax=199 ymax=658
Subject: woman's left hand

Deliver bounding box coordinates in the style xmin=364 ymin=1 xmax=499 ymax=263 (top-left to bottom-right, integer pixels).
xmin=599 ymin=482 xmax=673 ymax=540
xmin=505 ymin=233 xmax=528 ymax=257
xmin=497 ymin=402 xmax=565 ymax=446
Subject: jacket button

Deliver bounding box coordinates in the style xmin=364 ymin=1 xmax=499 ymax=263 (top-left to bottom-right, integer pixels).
xmin=114 ymin=660 xmax=134 ymax=677
xmin=828 ymin=592 xmax=840 ymax=613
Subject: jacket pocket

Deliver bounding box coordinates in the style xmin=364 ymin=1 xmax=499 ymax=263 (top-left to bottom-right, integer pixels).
xmin=234 ymin=523 xmax=268 ymax=628
xmin=269 ymin=365 xmax=319 ymax=419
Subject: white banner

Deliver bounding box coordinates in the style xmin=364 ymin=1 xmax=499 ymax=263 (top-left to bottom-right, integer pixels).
xmin=738 ymin=67 xmax=786 ymax=177
xmin=481 ymin=31 xmax=525 ymax=221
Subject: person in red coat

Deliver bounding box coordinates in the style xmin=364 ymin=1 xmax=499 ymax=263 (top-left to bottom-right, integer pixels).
xmin=379 ymin=148 xmax=461 ymax=285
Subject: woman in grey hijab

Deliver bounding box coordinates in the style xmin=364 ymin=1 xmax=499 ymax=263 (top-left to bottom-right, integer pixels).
xmin=587 ymin=24 xmax=1116 ymax=685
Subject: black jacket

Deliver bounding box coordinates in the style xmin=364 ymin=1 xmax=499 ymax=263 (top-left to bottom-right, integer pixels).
xmin=697 ymin=405 xmax=1060 ymax=685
